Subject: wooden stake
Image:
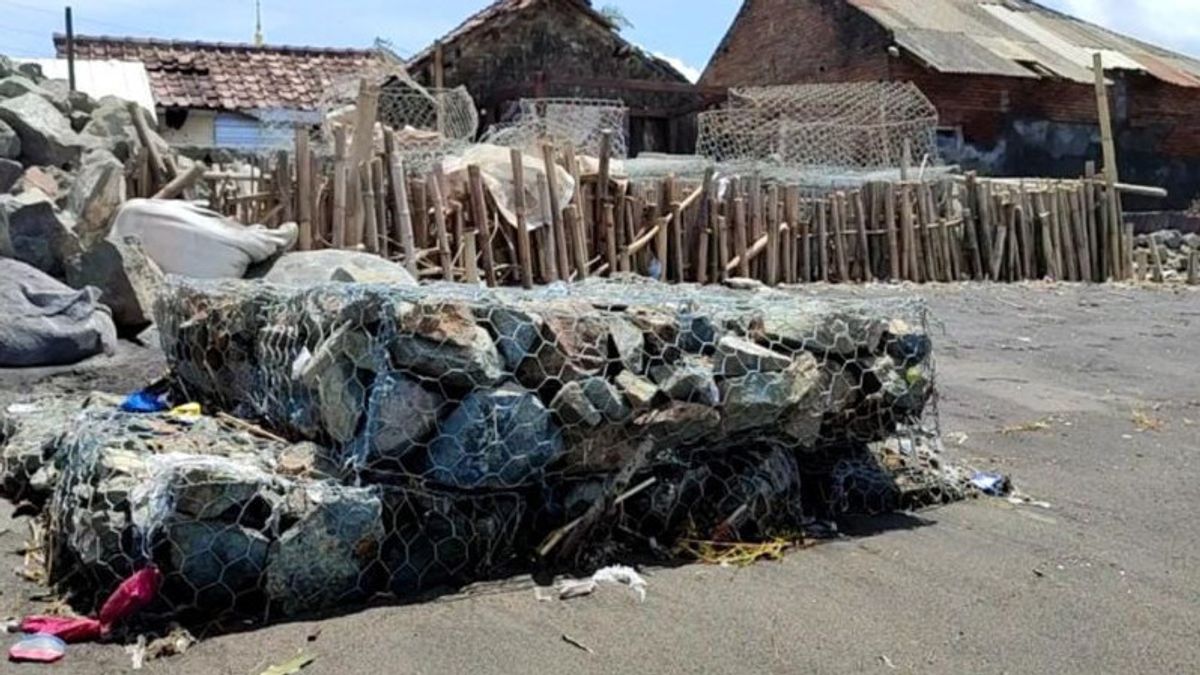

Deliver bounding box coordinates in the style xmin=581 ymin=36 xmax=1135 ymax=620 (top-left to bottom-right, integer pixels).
xmin=831 ymin=192 xmax=850 ymax=282
xmin=128 ymin=102 xmax=166 ymax=189
xmin=1188 ymin=250 xmax=1198 ymax=286
xmin=603 ymin=203 xmax=618 ymax=278
xmin=361 ymin=169 xmax=380 ymax=255
xmin=853 ymin=190 xmax=872 ymax=281
xmin=427 ymin=171 xmax=453 ymax=281
xmin=541 ymin=145 xmax=571 ymax=280
xmin=1149 ymin=235 xmax=1165 ymax=283
xmin=386 ymin=139 xmax=418 ymax=275
xmin=151 ymin=161 xmax=205 ymax=200
xmin=885 ymin=182 xmax=900 ymax=280
xmin=766 ymin=185 xmax=780 ymax=285
xmin=296 ymin=128 xmax=313 ymax=251
xmin=817 ymin=198 xmax=830 ymax=282
xmin=465 ymin=165 xmax=497 ymax=286
xmin=331 ymin=124 xmax=347 ymax=249
xmin=783 ymin=186 xmax=799 ymax=284
xmin=509 ymin=149 xmax=534 ymax=288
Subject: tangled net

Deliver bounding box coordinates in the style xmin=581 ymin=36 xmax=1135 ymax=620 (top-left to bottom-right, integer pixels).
xmin=482 ymin=98 xmax=629 ymax=158
xmin=697 ymin=82 xmax=940 ymax=170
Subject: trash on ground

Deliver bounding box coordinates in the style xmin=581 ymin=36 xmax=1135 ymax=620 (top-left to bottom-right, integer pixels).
xmin=260 ymin=653 xmax=316 ymax=675
xmin=8 ymin=633 xmax=67 ymax=663
xmin=561 ymin=633 xmax=594 ymax=654
xmin=969 ymin=471 xmax=1011 ymax=497
xmin=557 ymin=565 xmax=648 ymax=602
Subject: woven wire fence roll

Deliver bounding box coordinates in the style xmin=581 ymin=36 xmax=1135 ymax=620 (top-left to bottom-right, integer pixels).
xmin=482 ymin=98 xmax=629 ymax=158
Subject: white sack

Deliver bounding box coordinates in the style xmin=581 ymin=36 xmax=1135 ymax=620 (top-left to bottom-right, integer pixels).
xmin=110 ymin=199 xmax=297 ymax=279
xmin=441 ymin=144 xmax=576 ymax=233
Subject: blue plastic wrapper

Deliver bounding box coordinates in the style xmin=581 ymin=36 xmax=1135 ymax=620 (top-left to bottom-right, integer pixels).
xmin=119 ymin=389 xmax=170 ymax=413
xmin=9 ymin=633 xmax=67 ymax=663
xmin=970 ymin=471 xmax=1010 ymax=496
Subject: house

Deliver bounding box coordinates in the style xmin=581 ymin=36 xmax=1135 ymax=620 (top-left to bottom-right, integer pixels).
xmin=53 ymin=35 xmax=379 ymax=151
xmin=701 ymin=0 xmax=1200 ymax=209
xmin=406 ymin=0 xmax=706 ymax=156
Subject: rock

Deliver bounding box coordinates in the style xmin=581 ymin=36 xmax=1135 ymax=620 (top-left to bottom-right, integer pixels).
xmin=81 ymin=97 xmax=165 ymax=163
xmin=169 ymin=522 xmax=270 ymax=610
xmin=0 ymin=119 xmax=18 ymax=160
xmin=0 ymin=396 xmax=87 ymax=500
xmin=479 ymin=305 xmax=543 ymax=371
xmin=297 ymin=326 xmax=371 ymax=443
xmin=614 ymin=370 xmax=663 ymax=411
xmin=390 ymin=301 xmax=505 ymax=390
xmin=19 ymin=166 xmax=59 ymax=199
xmin=0 ymin=158 xmax=20 ymax=192
xmin=362 ymin=372 xmax=442 ymax=463
xmin=714 ymin=335 xmax=791 ymax=377
xmin=426 ymin=385 xmax=563 ymax=489
xmin=68 ymin=89 xmax=97 ymax=114
xmin=1183 ymin=233 xmax=1200 ymax=250
xmin=251 ymin=250 xmax=418 ymax=285
xmin=0 ymin=56 xmax=13 ymax=79
xmin=265 ymin=484 xmax=384 ymax=615
xmin=720 ymin=355 xmax=824 ymax=437
xmin=650 ymin=355 xmax=719 ymax=406
xmin=1150 ymin=229 xmax=1184 ymax=251
xmin=550 ymin=377 xmax=629 ymax=428
xmin=0 ymin=190 xmax=78 ymax=277
xmin=69 ymin=110 xmax=89 ymax=133
xmin=757 ymin=302 xmax=888 ymax=357
xmin=516 ymin=308 xmax=645 ymax=387
xmin=0 ymin=76 xmax=68 ymax=113
xmin=0 ymin=93 xmax=94 ymax=167
xmin=68 ymin=149 xmax=125 ymax=247
xmin=65 ymin=235 xmax=164 ymax=331
xmin=16 ymin=62 xmax=43 ymax=83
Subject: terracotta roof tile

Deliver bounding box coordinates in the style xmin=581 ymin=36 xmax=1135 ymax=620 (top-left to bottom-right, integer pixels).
xmin=53 ymin=34 xmax=378 ymax=111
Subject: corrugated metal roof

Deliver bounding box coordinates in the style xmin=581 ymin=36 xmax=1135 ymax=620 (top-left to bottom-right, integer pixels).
xmin=15 ymin=58 xmax=156 ymax=114
xmin=846 ymin=0 xmax=1200 ymax=87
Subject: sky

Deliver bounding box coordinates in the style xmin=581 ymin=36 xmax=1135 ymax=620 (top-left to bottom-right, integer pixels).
xmin=1 ymin=0 xmax=1198 ymax=82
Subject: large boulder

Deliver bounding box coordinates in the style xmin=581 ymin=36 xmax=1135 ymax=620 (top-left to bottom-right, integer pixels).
xmin=0 ymin=76 xmax=69 ymax=113
xmin=65 ymin=235 xmax=164 ymax=331
xmin=0 ymin=119 xmax=18 ymax=160
xmin=0 ymin=189 xmax=78 ymax=277
xmin=0 ymin=94 xmax=95 ymax=167
xmin=389 ymin=301 xmax=505 ymax=391
xmin=0 ymin=258 xmax=116 ymax=367
xmin=0 ymin=158 xmax=20 ymax=192
xmin=67 ymin=149 xmax=125 ymax=247
xmin=15 ymin=62 xmax=43 ymax=83
xmin=361 ymin=372 xmax=443 ymax=464
xmin=249 ymin=249 xmax=417 ymax=286
xmin=426 ymin=385 xmax=563 ymax=489
xmin=81 ymin=97 xmax=166 ymax=162
xmin=0 ymin=56 xmax=13 ymax=79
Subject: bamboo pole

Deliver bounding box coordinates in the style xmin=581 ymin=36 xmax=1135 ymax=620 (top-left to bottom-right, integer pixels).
xmin=831 ymin=192 xmax=850 ymax=282
xmin=535 ymin=173 xmax=558 ymax=282
xmin=1188 ymin=250 xmax=1198 ymax=286
xmin=467 ymin=164 xmax=497 ymax=286
xmin=510 ymin=149 xmax=534 ymax=288
xmin=800 ymin=191 xmax=812 ymax=283
xmin=817 ymin=197 xmax=830 ymax=282
xmin=296 ymin=128 xmax=313 ymax=251
xmin=990 ymin=202 xmax=1009 ymax=278
xmin=1035 ymin=191 xmax=1058 ymax=279
xmin=853 ymin=190 xmax=872 ymax=281
xmin=386 ymin=140 xmax=417 ymax=274
xmin=1094 ymin=52 xmax=1126 ymax=281
xmin=427 ymin=171 xmax=453 ymax=281
xmin=783 ymin=186 xmax=799 ymax=284
xmin=766 ymin=184 xmax=780 ymax=285
xmin=361 ymin=169 xmax=380 ymax=255
xmin=733 ymin=194 xmax=749 ymax=278
xmin=151 ymin=161 xmax=205 ymax=200
xmin=885 ymin=182 xmax=900 ymax=280
xmin=603 ymin=202 xmax=618 ymax=277
xmin=542 ymin=145 xmax=571 ymax=280
xmin=332 ymin=124 xmax=348 ymax=249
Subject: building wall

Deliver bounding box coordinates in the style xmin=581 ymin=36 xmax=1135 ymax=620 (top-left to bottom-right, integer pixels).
xmin=701 ymin=0 xmax=892 ymax=87
xmin=159 ymin=109 xmax=217 ymax=147
xmin=411 ymin=0 xmax=700 ymax=155
xmin=702 ymin=0 xmax=1200 ymax=208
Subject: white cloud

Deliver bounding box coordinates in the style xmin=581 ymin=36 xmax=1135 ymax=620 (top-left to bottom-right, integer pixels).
xmin=653 ymin=52 xmax=701 ymax=83
xmin=1051 ymin=0 xmax=1200 ymax=58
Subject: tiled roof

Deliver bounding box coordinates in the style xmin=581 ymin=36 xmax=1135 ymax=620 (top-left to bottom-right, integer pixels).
xmin=53 ymin=34 xmax=381 ymax=111
xmin=847 ymin=0 xmax=1200 ymax=87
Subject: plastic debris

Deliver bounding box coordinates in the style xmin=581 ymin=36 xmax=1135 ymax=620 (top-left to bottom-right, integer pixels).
xmin=8 ymin=634 xmax=66 ymax=663
xmin=261 ymin=653 xmax=316 ymax=675
xmin=970 ymin=471 xmax=1011 ymax=496
xmin=120 ymin=388 xmax=170 ymax=413
xmin=562 ymin=633 xmax=594 ymax=654
xmin=19 ymin=566 xmax=161 ymax=644
xmin=168 ymin=402 xmax=202 ymax=420
xmin=557 ymin=565 xmax=647 ymax=602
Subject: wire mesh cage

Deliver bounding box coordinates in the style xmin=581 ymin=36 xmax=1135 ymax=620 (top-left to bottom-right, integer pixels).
xmin=482 ymin=98 xmax=629 ymax=158
xmin=0 ymin=278 xmax=972 ymax=633
xmin=697 ymin=82 xmax=941 ymax=170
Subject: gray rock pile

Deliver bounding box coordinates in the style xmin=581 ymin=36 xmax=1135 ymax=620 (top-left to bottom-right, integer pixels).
xmin=1134 ymin=229 xmax=1199 ymax=282
xmin=0 ymin=58 xmax=172 ymax=338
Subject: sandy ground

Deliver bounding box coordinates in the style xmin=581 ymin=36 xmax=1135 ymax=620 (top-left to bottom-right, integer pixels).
xmin=0 ymin=283 xmax=1197 ymax=674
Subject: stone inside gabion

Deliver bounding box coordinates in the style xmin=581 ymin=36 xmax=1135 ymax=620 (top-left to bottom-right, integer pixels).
xmin=0 ymin=278 xmax=968 ymax=629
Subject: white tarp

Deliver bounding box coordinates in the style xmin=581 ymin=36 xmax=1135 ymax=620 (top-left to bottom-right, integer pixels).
xmin=15 ymin=58 xmax=156 ymax=116
xmin=441 ymin=144 xmax=577 ymax=232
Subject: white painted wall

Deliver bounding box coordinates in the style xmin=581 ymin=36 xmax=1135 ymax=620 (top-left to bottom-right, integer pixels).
xmin=160 ymin=109 xmax=217 ymax=148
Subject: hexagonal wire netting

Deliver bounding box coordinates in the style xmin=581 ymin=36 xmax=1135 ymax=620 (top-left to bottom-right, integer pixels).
xmin=482 ymin=98 xmax=630 ymax=159
xmin=36 ymin=278 xmax=966 ymax=630
xmin=697 ymin=82 xmax=940 ymax=170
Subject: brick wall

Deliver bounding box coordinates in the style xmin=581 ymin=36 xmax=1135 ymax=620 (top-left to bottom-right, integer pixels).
xmin=701 ymin=0 xmax=891 ymax=87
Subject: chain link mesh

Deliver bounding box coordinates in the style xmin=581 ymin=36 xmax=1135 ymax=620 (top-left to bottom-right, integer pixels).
xmin=697 ymin=82 xmax=940 ymax=170
xmin=0 ymin=278 xmax=970 ymax=632
xmin=482 ymin=98 xmax=629 ymax=158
